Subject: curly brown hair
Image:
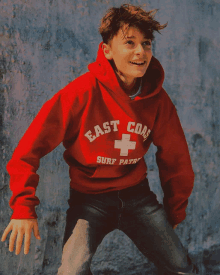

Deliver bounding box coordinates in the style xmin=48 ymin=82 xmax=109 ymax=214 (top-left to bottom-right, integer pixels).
xmin=99 ymin=3 xmax=168 ymax=45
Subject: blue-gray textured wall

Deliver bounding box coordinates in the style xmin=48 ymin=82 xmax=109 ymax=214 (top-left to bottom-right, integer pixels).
xmin=0 ymin=0 xmax=219 ymax=274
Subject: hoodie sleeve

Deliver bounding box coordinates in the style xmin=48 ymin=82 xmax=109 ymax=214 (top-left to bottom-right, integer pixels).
xmin=151 ymin=92 xmax=194 ymax=226
xmin=6 ymin=89 xmax=73 ymax=219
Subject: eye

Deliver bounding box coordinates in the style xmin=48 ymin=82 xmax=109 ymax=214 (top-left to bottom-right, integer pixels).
xmin=143 ymin=41 xmax=152 ymax=46
xmin=126 ymin=40 xmax=134 ymax=45
xmin=126 ymin=40 xmax=152 ymax=47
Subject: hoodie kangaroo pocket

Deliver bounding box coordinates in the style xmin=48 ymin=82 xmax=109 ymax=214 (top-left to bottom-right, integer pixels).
xmin=89 ymin=164 xmax=134 ymax=178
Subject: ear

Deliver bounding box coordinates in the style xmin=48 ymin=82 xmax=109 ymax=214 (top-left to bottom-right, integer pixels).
xmin=102 ymin=43 xmax=113 ymax=60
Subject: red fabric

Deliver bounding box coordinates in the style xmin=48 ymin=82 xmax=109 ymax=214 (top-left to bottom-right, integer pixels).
xmin=7 ymin=42 xmax=194 ymax=225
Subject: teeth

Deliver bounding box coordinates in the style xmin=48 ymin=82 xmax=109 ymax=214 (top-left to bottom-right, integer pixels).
xmin=131 ymin=61 xmax=145 ymax=65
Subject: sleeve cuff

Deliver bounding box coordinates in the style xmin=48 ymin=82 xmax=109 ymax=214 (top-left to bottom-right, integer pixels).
xmin=10 ymin=205 xmax=38 ymax=219
xmin=167 ymin=212 xmax=186 ymax=226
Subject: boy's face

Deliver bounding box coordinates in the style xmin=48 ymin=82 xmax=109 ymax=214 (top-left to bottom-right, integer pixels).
xmin=102 ymin=25 xmax=153 ymax=88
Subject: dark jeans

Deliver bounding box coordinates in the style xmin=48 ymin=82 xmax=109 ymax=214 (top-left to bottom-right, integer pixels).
xmin=57 ymin=178 xmax=199 ymax=275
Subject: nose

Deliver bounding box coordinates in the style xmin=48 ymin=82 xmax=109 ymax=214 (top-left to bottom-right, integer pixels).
xmin=134 ymin=43 xmax=145 ymax=54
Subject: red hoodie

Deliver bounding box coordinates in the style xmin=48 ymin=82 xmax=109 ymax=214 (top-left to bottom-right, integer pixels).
xmin=6 ymin=42 xmax=194 ymax=225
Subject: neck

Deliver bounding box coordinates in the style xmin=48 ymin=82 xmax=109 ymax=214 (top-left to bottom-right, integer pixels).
xmin=122 ymin=78 xmax=141 ymax=95
xmin=124 ymin=78 xmax=141 ymax=95
xmin=115 ymin=71 xmax=140 ymax=95
xmin=109 ymin=60 xmax=141 ymax=95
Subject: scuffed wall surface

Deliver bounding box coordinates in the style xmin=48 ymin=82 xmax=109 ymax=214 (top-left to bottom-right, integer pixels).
xmin=0 ymin=0 xmax=219 ymax=274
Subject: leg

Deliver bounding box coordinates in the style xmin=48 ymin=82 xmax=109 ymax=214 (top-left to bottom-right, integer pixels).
xmin=120 ymin=191 xmax=199 ymax=274
xmin=57 ymin=219 xmax=108 ymax=275
xmin=57 ymin=188 xmax=114 ymax=275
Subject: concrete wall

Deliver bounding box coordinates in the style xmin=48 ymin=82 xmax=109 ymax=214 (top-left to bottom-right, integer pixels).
xmin=0 ymin=0 xmax=219 ymax=274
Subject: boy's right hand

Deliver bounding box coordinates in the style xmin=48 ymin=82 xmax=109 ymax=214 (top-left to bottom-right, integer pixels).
xmin=1 ymin=219 xmax=41 ymax=255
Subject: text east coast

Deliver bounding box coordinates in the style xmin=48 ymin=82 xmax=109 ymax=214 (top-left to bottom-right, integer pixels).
xmin=84 ymin=120 xmax=151 ymax=165
xmin=84 ymin=120 xmax=151 ymax=143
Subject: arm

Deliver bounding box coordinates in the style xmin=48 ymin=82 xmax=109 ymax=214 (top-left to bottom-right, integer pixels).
xmin=1 ymin=88 xmax=74 ymax=255
xmin=151 ymin=98 xmax=194 ymax=226
xmin=6 ymin=89 xmax=73 ymax=219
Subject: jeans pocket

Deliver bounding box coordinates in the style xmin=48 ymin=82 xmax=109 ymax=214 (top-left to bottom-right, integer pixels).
xmin=131 ymin=190 xmax=162 ymax=211
xmin=68 ymin=188 xmax=84 ymax=207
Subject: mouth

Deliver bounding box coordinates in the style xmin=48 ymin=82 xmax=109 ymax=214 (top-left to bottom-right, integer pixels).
xmin=130 ymin=61 xmax=146 ymax=66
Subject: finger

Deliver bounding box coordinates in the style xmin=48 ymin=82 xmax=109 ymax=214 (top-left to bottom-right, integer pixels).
xmin=24 ymin=229 xmax=31 ymax=255
xmin=1 ymin=223 xmax=13 ymax=242
xmin=9 ymin=229 xmax=18 ymax=252
xmin=33 ymin=223 xmax=41 ymax=240
xmin=15 ymin=230 xmax=24 ymax=255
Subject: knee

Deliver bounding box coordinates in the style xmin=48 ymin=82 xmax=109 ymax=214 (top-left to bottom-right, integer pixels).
xmin=161 ymin=263 xmax=199 ymax=275
xmin=62 ymin=243 xmax=93 ymax=265
xmin=57 ymin=252 xmax=93 ymax=275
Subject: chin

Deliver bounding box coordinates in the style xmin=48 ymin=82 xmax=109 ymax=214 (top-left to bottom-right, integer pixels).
xmin=134 ymin=71 xmax=146 ymax=77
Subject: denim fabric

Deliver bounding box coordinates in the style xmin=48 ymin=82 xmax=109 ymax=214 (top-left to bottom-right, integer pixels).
xmin=57 ymin=178 xmax=199 ymax=275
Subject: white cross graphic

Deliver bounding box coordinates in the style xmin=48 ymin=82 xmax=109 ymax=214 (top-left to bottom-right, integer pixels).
xmin=114 ymin=134 xmax=136 ymax=156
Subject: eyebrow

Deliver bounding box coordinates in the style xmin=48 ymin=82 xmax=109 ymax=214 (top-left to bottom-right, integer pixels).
xmin=126 ymin=35 xmax=150 ymax=40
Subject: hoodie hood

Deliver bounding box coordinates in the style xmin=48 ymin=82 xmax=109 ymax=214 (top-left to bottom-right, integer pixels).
xmin=88 ymin=42 xmax=165 ymax=101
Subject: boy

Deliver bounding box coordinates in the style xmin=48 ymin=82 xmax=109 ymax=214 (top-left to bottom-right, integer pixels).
xmin=1 ymin=4 xmax=199 ymax=275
